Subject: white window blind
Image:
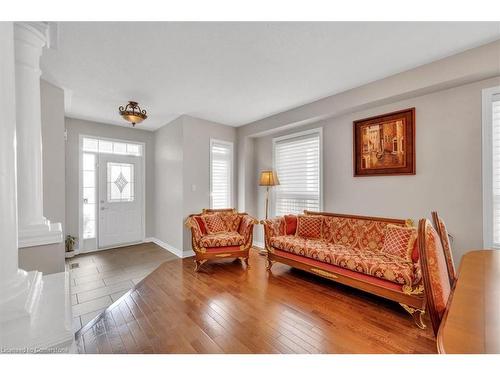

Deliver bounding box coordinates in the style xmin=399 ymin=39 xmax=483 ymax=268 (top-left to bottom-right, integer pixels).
xmin=492 ymin=94 xmax=500 ymax=247
xmin=273 ymin=130 xmax=322 ymax=217
xmin=210 ymin=139 xmax=233 ymax=209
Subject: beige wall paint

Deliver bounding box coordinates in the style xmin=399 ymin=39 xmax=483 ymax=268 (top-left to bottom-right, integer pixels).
xmin=239 ymin=40 xmax=500 ymax=139
xmin=63 ymin=115 xmax=235 ymax=255
xmin=65 ymin=118 xmax=156 ymax=244
xmin=19 ymin=242 xmax=65 ymax=274
xmin=154 ymin=116 xmax=184 ymax=251
xmin=182 ymin=116 xmax=237 ymax=251
xmin=153 ymin=115 xmax=237 ymax=253
xmin=37 ymin=38 xmax=500 ymax=264
xmin=238 ymin=40 xmax=500 ymax=216
xmin=253 ymin=76 xmax=500 ymax=263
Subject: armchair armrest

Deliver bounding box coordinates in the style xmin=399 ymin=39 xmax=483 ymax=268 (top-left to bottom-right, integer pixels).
xmin=185 ymin=216 xmax=203 ymax=247
xmin=238 ymin=214 xmax=259 ymax=246
xmin=262 ymin=217 xmax=285 ymax=250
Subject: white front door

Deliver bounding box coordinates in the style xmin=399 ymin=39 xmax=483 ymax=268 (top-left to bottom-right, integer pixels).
xmin=98 ymin=154 xmax=143 ymax=248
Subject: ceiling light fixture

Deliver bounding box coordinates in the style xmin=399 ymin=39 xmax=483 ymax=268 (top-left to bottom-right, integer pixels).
xmin=119 ymin=101 xmax=147 ymax=127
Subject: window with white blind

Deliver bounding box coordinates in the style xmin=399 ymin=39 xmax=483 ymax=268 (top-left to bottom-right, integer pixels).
xmin=210 ymin=139 xmax=233 ymax=209
xmin=273 ymin=128 xmax=322 ymax=217
xmin=483 ymin=86 xmax=500 ymax=249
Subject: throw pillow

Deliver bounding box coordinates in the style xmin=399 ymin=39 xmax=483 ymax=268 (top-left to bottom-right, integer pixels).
xmin=203 ymin=214 xmax=227 ymax=234
xmin=284 ymin=215 xmax=297 ymax=235
xmin=222 ymin=213 xmax=242 ymax=232
xmin=382 ymin=224 xmax=418 ymax=262
xmin=296 ymin=215 xmax=323 ymax=239
xmin=194 ymin=216 xmax=207 ymax=235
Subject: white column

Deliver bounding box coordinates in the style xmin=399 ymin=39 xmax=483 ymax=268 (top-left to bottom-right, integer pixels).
xmin=0 ymin=21 xmax=42 ymax=325
xmin=14 ymin=22 xmax=62 ymax=248
xmin=1 ymin=23 xmax=73 ymax=352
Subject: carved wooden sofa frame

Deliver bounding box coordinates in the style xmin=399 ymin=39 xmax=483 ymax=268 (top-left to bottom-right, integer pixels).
xmin=263 ymin=211 xmax=426 ymax=329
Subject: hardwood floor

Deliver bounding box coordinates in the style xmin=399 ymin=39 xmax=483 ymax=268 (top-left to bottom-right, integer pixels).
xmin=75 ymin=247 xmax=437 ymax=353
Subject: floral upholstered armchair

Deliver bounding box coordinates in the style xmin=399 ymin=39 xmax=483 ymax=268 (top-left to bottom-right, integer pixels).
xmin=185 ymin=208 xmax=258 ymax=271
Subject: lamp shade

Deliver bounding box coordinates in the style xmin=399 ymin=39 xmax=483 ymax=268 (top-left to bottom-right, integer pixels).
xmin=259 ymin=170 xmax=280 ymax=186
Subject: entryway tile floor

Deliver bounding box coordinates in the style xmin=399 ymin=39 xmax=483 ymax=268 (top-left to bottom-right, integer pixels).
xmin=67 ymin=242 xmax=177 ymax=333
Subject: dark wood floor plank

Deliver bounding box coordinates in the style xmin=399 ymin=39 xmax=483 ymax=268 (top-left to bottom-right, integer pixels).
xmin=77 ymin=247 xmax=436 ymax=353
xmin=110 ymin=306 xmax=138 ymax=353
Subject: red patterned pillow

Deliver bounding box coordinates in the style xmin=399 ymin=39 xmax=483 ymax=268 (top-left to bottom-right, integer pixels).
xmin=221 ymin=213 xmax=242 ymax=232
xmin=382 ymin=224 xmax=417 ymax=262
xmin=194 ymin=216 xmax=207 ymax=235
xmin=202 ymin=214 xmax=227 ymax=233
xmin=284 ymin=215 xmax=297 ymax=235
xmin=296 ymin=215 xmax=323 ymax=239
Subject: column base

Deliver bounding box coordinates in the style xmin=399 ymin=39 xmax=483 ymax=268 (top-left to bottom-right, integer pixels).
xmin=0 ymin=271 xmax=74 ymax=353
xmin=18 ymin=221 xmax=63 ymax=248
xmin=0 ymin=269 xmax=42 ymax=323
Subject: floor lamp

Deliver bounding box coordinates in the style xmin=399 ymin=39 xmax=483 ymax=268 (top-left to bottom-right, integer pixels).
xmin=259 ymin=170 xmax=280 ymax=254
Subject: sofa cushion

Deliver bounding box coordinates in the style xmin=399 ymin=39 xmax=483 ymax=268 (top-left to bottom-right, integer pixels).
xmin=284 ymin=215 xmax=298 ymax=235
xmin=203 ymin=214 xmax=227 ymax=233
xmin=270 ymin=235 xmax=419 ymax=286
xmin=381 ymin=224 xmax=417 ymax=263
xmin=329 ymin=249 xmax=418 ymax=286
xmin=270 ymin=235 xmax=308 ymax=254
xmin=199 ymin=232 xmax=245 ymax=248
xmin=270 ymin=236 xmax=347 ymax=260
xmin=296 ymin=215 xmax=323 ymax=239
xmin=272 ymin=248 xmax=406 ymax=292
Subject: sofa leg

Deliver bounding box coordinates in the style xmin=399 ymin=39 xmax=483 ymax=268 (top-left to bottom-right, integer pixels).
xmin=194 ymin=259 xmax=207 ymax=272
xmin=266 ymin=259 xmax=274 ymax=271
xmin=400 ymin=303 xmax=426 ymax=329
xmin=239 ymin=257 xmax=250 ymax=268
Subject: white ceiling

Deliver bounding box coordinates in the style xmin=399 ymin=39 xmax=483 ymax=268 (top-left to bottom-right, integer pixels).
xmin=40 ymin=22 xmax=500 ymax=131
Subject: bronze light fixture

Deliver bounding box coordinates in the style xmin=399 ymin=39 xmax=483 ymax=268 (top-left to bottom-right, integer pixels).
xmin=119 ymin=101 xmax=147 ymax=126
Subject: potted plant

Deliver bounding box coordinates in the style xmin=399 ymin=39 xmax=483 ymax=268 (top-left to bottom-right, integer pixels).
xmin=65 ymin=235 xmax=77 ymax=258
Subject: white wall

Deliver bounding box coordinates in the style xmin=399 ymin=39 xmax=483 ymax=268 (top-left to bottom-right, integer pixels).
xmin=154 ymin=116 xmax=184 ymax=251
xmin=65 ymin=118 xmax=156 ymax=243
xmin=253 ymin=76 xmax=500 ymax=263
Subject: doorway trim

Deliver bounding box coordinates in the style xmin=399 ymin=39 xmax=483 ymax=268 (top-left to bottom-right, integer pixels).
xmin=78 ymin=134 xmax=146 ymax=253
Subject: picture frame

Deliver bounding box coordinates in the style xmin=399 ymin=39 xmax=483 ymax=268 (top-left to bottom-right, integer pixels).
xmin=353 ymin=108 xmax=415 ymax=176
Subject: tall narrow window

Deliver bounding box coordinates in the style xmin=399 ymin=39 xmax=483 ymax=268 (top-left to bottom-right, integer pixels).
xmin=210 ymin=139 xmax=233 ymax=209
xmin=273 ymin=129 xmax=322 ymax=217
xmin=82 ymin=152 xmax=96 ymax=239
xmin=483 ymin=86 xmax=500 ymax=249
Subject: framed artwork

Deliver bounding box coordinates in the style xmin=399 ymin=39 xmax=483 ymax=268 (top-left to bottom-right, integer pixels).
xmin=353 ymin=108 xmax=415 ymax=176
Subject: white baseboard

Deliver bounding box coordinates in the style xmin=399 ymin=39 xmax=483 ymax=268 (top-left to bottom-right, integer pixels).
xmin=144 ymin=237 xmax=195 ymax=258
xmin=253 ymin=241 xmax=265 ymax=249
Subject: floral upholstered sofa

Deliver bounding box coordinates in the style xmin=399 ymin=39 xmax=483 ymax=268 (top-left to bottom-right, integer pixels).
xmin=185 ymin=208 xmax=258 ymax=271
xmin=263 ymin=211 xmax=426 ymax=328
